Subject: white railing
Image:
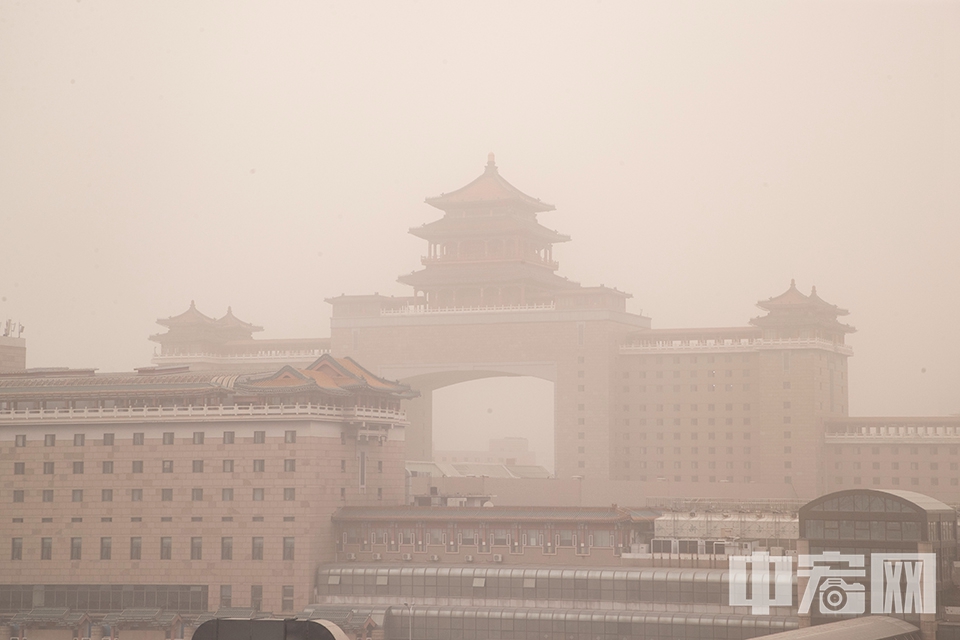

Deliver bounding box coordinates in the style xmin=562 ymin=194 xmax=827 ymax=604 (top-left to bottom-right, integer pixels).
xmin=621 ymin=337 xmax=852 ymax=356
xmin=826 ymin=424 xmax=960 ymax=440
xmin=0 ymin=403 xmax=406 ymax=423
xmin=381 ymin=302 xmax=556 ymax=316
xmin=155 ymin=348 xmax=330 ymax=360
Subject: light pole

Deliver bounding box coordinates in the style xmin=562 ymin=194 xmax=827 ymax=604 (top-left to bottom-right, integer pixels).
xmin=402 ymin=601 xmax=412 ymax=640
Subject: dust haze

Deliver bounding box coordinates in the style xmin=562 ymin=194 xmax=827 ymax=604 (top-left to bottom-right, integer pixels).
xmin=1 ymin=1 xmax=958 ymax=469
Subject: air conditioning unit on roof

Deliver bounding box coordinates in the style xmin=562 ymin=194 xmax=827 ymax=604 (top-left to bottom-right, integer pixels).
xmin=464 ymin=555 xmax=474 ymax=563
xmin=402 ymin=553 xmax=413 ymax=561
xmin=493 ymin=554 xmax=504 ymax=563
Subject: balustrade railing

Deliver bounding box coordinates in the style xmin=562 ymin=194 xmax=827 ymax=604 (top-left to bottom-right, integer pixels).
xmin=0 ymin=403 xmax=405 ymax=423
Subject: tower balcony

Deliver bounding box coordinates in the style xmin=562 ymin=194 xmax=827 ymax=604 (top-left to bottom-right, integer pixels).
xmin=420 ymin=254 xmax=559 ymax=270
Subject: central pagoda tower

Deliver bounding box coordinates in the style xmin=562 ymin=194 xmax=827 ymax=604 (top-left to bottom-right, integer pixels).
xmin=400 ymin=153 xmax=578 ymax=309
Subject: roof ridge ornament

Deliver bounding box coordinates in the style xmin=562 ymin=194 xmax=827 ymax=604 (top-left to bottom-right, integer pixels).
xmin=485 ymin=152 xmax=497 ymax=173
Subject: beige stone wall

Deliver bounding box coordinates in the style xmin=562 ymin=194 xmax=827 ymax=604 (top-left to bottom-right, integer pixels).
xmin=1 ymin=420 xmax=406 ymax=615
xmin=0 ymin=336 xmax=26 ymax=373
xmin=824 ymin=440 xmax=960 ymax=502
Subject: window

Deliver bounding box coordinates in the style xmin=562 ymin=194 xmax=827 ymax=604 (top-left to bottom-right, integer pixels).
xmin=223 ymin=431 xmax=235 ymax=444
xmin=222 ymin=488 xmax=234 ymax=501
xmin=72 ymin=489 xmax=83 ymax=503
xmin=74 ymin=434 xmax=85 ymax=446
xmin=130 ymin=537 xmax=141 ymax=560
xmin=285 ymin=430 xmax=296 ymax=443
xmin=133 ymin=432 xmax=144 ymax=445
xmin=340 ymin=459 xmax=346 ymax=472
xmin=132 ymin=460 xmax=143 ymax=473
xmin=252 ymin=537 xmax=264 ymax=560
xmin=11 ymin=537 xmax=23 ymax=560
xmin=251 ymin=585 xmax=263 ymax=611
xmin=162 ymin=460 xmax=173 ymax=473
xmin=44 ymin=461 xmax=54 ymax=474
xmin=103 ymin=433 xmax=115 ymax=445
xmin=221 ymin=537 xmax=233 ymax=560
xmin=102 ymin=461 xmax=113 ymax=474
xmin=220 ymin=584 xmax=232 ymax=608
xmin=284 ymin=459 xmax=296 ymax=472
xmin=193 ymin=432 xmax=204 ymax=444
xmin=13 ymin=462 xmax=24 ymax=475
xmin=281 ymin=586 xmax=294 ymax=612
xmin=102 ymin=489 xmax=113 ymax=502
xmin=73 ymin=461 xmax=83 ymax=474
xmin=191 ymin=537 xmax=203 ymax=560
xmin=71 ymin=537 xmax=82 ymax=560
xmin=131 ymin=489 xmax=143 ymax=502
xmin=254 ymin=431 xmax=265 ymax=444
xmin=253 ymin=460 xmax=265 ymax=472
xmin=41 ymin=537 xmax=52 ymax=560
xmin=223 ymin=459 xmax=234 ymax=472
xmin=160 ymin=537 xmax=172 ymax=560
xmin=253 ymin=488 xmax=264 ymax=501
xmin=193 ymin=460 xmax=204 ymax=473
xmin=44 ymin=434 xmax=56 ymax=446
xmin=163 ymin=432 xmax=174 ymax=445
xmin=15 ymin=435 xmax=26 ymax=447
xmin=284 ymin=488 xmax=296 ymax=501
xmin=100 ymin=537 xmax=112 ymax=560
xmin=162 ymin=489 xmax=173 ymax=501
xmin=192 ymin=488 xmax=203 ymax=501
xmin=41 ymin=489 xmax=52 ymax=502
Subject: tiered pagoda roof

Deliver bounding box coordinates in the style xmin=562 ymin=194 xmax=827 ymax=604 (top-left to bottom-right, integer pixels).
xmin=751 ymin=280 xmax=855 ymax=334
xmin=425 ymin=152 xmax=555 ymax=213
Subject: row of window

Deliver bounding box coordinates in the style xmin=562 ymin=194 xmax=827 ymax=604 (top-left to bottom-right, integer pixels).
xmin=11 ymin=487 xmax=299 ymax=502
xmin=11 ymin=536 xmax=297 ymax=561
xmin=621 ymin=402 xmax=760 ymax=411
xmin=11 ymin=458 xmax=299 ymax=475
xmin=11 ymin=515 xmax=295 ymax=523
xmin=623 ymin=369 xmax=754 ymax=379
xmin=833 ymin=476 xmax=960 ymax=487
xmin=832 ymin=445 xmax=960 ymax=455
xmin=623 ymin=475 xmax=795 ymax=483
xmin=624 ymin=460 xmax=756 ymax=469
xmin=835 ymin=461 xmax=958 ymax=471
xmin=10 ymin=430 xmax=297 ymax=447
xmin=626 ymin=354 xmax=754 ymax=365
xmin=623 ymin=384 xmax=754 ymax=393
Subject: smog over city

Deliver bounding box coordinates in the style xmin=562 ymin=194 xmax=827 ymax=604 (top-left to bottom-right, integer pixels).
xmin=1 ymin=3 xmax=959 ymax=638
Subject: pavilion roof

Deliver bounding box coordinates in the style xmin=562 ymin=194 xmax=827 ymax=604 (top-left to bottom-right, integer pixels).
xmin=410 ymin=214 xmax=570 ymax=243
xmin=237 ymin=354 xmax=416 ymax=399
xmin=425 ymin=154 xmax=555 ymax=213
xmin=155 ymin=301 xmax=262 ymax=333
xmin=756 ymin=280 xmax=849 ymax=315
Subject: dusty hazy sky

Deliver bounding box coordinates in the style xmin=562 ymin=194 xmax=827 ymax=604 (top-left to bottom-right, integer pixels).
xmin=2 ymin=2 xmax=958 ymax=463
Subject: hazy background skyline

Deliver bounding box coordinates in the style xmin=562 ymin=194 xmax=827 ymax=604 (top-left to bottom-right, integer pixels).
xmin=2 ymin=2 xmax=958 ymax=467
